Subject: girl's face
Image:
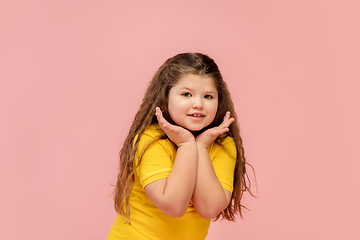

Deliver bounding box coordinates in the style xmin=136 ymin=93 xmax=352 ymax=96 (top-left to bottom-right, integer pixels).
xmin=168 ymin=74 xmax=218 ymax=131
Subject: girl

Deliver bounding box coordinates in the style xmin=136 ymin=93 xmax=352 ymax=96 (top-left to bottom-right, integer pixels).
xmin=108 ymin=52 xmax=254 ymax=240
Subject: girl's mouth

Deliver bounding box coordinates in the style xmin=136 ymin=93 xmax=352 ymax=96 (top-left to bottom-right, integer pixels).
xmin=187 ymin=113 xmax=205 ymax=117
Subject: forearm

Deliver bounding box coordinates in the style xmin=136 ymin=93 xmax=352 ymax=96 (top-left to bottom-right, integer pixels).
xmin=145 ymin=141 xmax=198 ymax=217
xmin=165 ymin=142 xmax=197 ymax=210
xmin=192 ymin=145 xmax=230 ymax=219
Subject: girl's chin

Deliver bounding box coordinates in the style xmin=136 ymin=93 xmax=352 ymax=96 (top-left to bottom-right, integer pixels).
xmin=183 ymin=125 xmax=204 ymax=132
xmin=187 ymin=126 xmax=203 ymax=131
xmin=186 ymin=126 xmax=209 ymax=136
xmin=173 ymin=122 xmax=210 ymax=134
xmin=175 ymin=123 xmax=203 ymax=132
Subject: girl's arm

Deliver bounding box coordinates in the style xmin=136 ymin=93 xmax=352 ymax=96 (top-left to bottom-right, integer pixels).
xmin=193 ymin=145 xmax=232 ymax=219
xmin=192 ymin=112 xmax=234 ymax=219
xmin=144 ymin=108 xmax=197 ymax=217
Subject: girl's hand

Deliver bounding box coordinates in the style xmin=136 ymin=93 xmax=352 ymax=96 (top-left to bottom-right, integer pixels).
xmin=195 ymin=111 xmax=234 ymax=148
xmin=155 ymin=107 xmax=195 ymax=147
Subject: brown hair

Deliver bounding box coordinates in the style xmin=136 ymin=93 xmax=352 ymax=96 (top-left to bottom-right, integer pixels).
xmin=113 ymin=52 xmax=255 ymax=223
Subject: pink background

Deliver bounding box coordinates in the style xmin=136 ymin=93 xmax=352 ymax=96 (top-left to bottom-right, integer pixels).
xmin=1 ymin=0 xmax=359 ymax=239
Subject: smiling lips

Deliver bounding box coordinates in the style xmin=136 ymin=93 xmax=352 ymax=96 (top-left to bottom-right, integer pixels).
xmin=187 ymin=113 xmax=205 ymax=118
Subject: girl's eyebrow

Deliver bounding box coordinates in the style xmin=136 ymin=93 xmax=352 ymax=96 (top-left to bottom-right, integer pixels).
xmin=181 ymin=87 xmax=217 ymax=94
xmin=182 ymin=87 xmax=192 ymax=91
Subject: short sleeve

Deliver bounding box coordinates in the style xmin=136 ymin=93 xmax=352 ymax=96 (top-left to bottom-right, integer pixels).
xmin=209 ymin=137 xmax=237 ymax=193
xmin=135 ymin=132 xmax=175 ymax=188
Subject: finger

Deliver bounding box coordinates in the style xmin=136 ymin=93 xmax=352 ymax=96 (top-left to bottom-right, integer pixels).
xmin=161 ymin=122 xmax=175 ymax=132
xmin=226 ymin=117 xmax=235 ymax=126
xmin=155 ymin=107 xmax=163 ymax=119
xmin=210 ymin=124 xmax=230 ymax=136
xmin=224 ymin=112 xmax=235 ymax=125
xmin=155 ymin=107 xmax=168 ymax=129
xmin=155 ymin=107 xmax=167 ymax=125
xmin=224 ymin=111 xmax=231 ymax=123
xmin=218 ymin=126 xmax=230 ymax=134
xmin=224 ymin=111 xmax=231 ymax=120
xmin=219 ymin=111 xmax=232 ymax=128
xmin=155 ymin=107 xmax=179 ymax=135
xmin=219 ymin=127 xmax=230 ymax=135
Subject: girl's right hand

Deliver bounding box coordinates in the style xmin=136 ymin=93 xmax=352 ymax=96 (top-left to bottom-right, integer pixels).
xmin=155 ymin=107 xmax=195 ymax=147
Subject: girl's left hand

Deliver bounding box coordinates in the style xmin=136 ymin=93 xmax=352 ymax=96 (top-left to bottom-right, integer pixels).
xmin=195 ymin=111 xmax=234 ymax=148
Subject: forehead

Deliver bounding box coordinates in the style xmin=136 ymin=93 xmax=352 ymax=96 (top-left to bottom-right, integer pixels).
xmin=174 ymin=74 xmax=217 ymax=91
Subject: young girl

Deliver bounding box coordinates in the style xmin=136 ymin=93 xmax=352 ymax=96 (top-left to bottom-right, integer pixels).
xmin=108 ymin=52 xmax=254 ymax=240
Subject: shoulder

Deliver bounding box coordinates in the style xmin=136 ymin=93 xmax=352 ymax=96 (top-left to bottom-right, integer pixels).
xmin=217 ymin=135 xmax=235 ymax=146
xmin=135 ymin=124 xmax=174 ymax=153
xmin=209 ymin=135 xmax=237 ymax=159
xmin=134 ymin=124 xmax=165 ymax=144
xmin=144 ymin=124 xmax=165 ymax=138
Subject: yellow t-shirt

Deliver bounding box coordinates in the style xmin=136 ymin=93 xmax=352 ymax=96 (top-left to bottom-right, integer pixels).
xmin=107 ymin=124 xmax=236 ymax=240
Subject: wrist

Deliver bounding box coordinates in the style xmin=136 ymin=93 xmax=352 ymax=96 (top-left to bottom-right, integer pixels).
xmin=196 ymin=141 xmax=210 ymax=149
xmin=177 ymin=139 xmax=196 ymax=148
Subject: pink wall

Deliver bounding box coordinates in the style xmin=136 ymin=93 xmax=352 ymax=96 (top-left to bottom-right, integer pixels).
xmin=1 ymin=1 xmax=359 ymax=239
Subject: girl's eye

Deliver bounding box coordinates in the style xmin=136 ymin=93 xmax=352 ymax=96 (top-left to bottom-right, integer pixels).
xmin=182 ymin=92 xmax=192 ymax=97
xmin=204 ymin=95 xmax=213 ymax=99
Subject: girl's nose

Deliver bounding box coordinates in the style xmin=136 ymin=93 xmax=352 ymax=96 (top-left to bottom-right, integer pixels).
xmin=192 ymin=97 xmax=203 ymax=109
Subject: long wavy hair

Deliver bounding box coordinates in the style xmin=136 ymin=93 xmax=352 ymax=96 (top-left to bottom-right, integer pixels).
xmin=114 ymin=52 xmax=255 ymax=223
